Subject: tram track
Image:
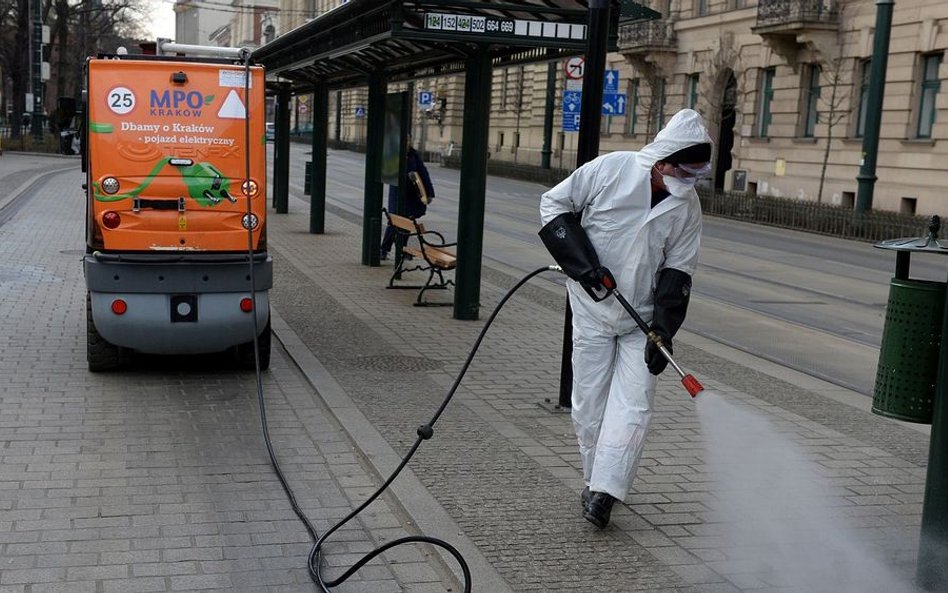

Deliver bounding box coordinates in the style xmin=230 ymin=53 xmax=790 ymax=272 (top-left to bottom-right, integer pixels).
xmin=292 ymin=146 xmax=886 ymax=397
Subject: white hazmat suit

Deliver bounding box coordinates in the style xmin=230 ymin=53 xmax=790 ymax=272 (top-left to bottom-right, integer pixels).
xmin=539 ymin=109 xmax=711 ymax=501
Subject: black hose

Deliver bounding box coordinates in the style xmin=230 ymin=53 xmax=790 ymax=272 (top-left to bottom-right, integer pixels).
xmin=242 ymin=56 xmax=323 ymax=550
xmin=307 ymin=265 xmax=554 ymax=592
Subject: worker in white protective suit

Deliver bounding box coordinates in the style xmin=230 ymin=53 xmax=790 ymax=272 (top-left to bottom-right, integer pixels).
xmin=538 ymin=109 xmax=712 ymax=528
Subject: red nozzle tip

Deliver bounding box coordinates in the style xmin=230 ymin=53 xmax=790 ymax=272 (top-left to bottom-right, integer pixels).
xmin=682 ymin=375 xmax=704 ymax=398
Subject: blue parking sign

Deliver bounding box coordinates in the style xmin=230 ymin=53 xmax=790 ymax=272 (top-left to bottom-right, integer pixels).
xmin=563 ymin=113 xmax=580 ymax=132
xmin=418 ymin=91 xmax=434 ymax=107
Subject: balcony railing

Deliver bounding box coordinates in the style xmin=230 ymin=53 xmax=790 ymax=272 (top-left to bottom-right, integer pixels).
xmin=618 ymin=20 xmax=676 ymax=53
xmin=755 ymin=0 xmax=838 ymax=30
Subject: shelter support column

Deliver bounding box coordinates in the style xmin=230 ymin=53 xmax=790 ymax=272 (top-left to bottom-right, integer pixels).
xmin=361 ymin=73 xmax=387 ymax=266
xmin=273 ymin=84 xmax=291 ymax=214
xmin=310 ymin=81 xmax=329 ymax=234
xmin=918 ymin=279 xmax=948 ymax=589
xmin=541 ymin=61 xmax=556 ymax=170
xmin=453 ymin=48 xmax=492 ymax=321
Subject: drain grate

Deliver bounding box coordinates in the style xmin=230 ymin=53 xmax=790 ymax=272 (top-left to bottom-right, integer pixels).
xmin=344 ymin=355 xmax=443 ymax=372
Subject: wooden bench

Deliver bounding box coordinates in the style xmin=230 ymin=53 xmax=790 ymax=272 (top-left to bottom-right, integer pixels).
xmin=382 ymin=209 xmax=457 ymax=307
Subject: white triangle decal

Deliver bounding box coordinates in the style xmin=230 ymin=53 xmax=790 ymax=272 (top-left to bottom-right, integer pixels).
xmin=218 ymin=90 xmax=246 ymax=119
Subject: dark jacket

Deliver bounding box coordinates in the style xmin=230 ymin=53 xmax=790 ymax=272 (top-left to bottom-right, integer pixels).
xmin=387 ymin=147 xmax=435 ymax=220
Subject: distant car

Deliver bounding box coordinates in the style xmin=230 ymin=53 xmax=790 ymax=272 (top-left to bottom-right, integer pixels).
xmin=265 ymin=122 xmax=275 ymax=141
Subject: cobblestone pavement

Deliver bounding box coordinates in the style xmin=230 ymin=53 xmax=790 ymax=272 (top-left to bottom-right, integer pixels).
xmin=0 ymin=152 xmax=933 ymax=593
xmin=0 ymin=158 xmax=459 ymax=592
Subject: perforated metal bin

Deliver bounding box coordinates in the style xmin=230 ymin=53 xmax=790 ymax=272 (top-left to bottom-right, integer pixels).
xmin=873 ymin=216 xmax=948 ymax=424
xmin=873 ymin=278 xmax=946 ymax=423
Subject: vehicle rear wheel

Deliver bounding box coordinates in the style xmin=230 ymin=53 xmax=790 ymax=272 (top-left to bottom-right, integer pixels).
xmin=236 ymin=317 xmax=271 ymax=371
xmin=87 ymin=293 xmax=123 ymax=372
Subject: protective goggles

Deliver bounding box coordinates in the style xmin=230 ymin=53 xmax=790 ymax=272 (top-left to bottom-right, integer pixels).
xmin=673 ymin=162 xmax=712 ymax=177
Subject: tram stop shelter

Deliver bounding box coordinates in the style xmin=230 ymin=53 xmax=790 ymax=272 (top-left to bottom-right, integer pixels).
xmin=252 ymin=0 xmax=658 ymax=320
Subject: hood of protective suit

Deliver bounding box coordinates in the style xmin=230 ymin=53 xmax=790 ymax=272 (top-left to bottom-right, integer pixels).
xmin=637 ymin=109 xmax=713 ymax=167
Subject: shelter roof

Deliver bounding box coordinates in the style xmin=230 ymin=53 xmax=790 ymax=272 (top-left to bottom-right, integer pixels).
xmin=252 ymin=0 xmax=659 ymax=92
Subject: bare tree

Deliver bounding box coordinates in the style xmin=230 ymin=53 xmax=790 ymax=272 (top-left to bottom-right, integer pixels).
xmin=815 ymin=53 xmax=853 ymax=204
xmin=0 ymin=0 xmax=147 ymax=140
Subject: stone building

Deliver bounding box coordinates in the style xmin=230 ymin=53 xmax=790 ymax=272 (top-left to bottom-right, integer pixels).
xmin=280 ymin=0 xmax=946 ymax=215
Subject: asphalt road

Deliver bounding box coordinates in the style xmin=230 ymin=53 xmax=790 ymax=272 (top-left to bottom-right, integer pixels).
xmin=280 ymin=143 xmax=948 ymax=397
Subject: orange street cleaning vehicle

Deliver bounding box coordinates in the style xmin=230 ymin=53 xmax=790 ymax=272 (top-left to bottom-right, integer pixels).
xmin=82 ymin=43 xmax=271 ymax=371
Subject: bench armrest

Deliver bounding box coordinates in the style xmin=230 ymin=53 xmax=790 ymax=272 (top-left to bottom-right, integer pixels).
xmin=420 ymin=230 xmax=455 ymax=247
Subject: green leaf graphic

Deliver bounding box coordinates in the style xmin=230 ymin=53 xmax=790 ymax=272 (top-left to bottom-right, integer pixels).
xmin=204 ymin=95 xmax=215 ymax=105
xmin=89 ymin=122 xmax=114 ymax=133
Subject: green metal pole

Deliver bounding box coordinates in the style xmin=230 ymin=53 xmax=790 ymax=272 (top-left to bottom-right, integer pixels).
xmin=854 ymin=0 xmax=894 ymax=214
xmin=391 ymin=91 xmax=409 ymax=276
xmin=453 ymin=48 xmax=492 ymax=321
xmin=540 ymin=61 xmax=556 ymax=170
xmin=361 ymin=74 xmax=386 ymax=266
xmin=310 ymin=81 xmax=328 ymax=234
xmin=918 ymin=271 xmax=948 ymax=590
xmin=334 ymin=90 xmax=342 ymax=142
xmin=274 ymin=85 xmax=291 ymax=214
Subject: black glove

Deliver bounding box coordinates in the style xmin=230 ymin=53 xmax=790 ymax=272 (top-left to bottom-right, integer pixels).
xmin=644 ymin=332 xmax=671 ymax=375
xmin=580 ymin=266 xmax=615 ymax=293
xmin=645 ymin=268 xmax=693 ymax=376
xmin=539 ymin=212 xmax=602 ymax=283
xmin=539 ymin=213 xmax=616 ymax=301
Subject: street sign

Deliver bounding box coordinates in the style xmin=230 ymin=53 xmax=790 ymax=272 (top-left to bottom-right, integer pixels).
xmin=603 ymin=70 xmax=619 ymax=94
xmin=562 ymin=90 xmax=582 ymax=114
xmin=564 ymin=56 xmax=585 ymax=80
xmin=355 ymin=106 xmax=366 ymax=118
xmin=418 ymin=90 xmax=434 ymax=107
xmin=563 ymin=113 xmax=580 ymax=132
xmin=602 ymin=93 xmax=627 ymax=116
xmin=564 ymin=90 xmax=627 ymax=117
xmin=424 ymin=13 xmax=588 ymax=44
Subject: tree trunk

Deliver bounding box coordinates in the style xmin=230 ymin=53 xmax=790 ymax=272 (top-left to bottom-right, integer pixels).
xmin=817 ymin=71 xmax=840 ymax=204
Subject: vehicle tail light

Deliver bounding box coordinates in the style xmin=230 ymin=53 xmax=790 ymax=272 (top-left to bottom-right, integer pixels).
xmin=111 ymin=299 xmax=127 ymax=315
xmin=102 ymin=211 xmax=121 ymax=229
xmin=239 ymin=297 xmax=254 ymax=313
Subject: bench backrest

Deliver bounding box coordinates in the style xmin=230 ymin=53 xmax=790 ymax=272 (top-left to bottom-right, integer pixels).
xmin=387 ymin=212 xmax=426 ymax=234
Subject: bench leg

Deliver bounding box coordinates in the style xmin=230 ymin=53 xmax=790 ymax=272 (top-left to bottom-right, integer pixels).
xmin=388 ymin=260 xmax=430 ymax=289
xmin=413 ymin=268 xmax=454 ymax=307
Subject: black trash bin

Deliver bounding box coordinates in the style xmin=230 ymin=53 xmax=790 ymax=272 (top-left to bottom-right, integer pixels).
xmin=872 ymin=216 xmax=948 ymax=424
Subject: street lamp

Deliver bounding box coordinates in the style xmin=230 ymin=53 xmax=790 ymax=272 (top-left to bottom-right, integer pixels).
xmin=854 ymin=0 xmax=894 ymax=213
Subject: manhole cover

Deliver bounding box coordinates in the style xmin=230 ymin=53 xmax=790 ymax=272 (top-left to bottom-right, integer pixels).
xmin=345 ymin=355 xmax=443 ymax=372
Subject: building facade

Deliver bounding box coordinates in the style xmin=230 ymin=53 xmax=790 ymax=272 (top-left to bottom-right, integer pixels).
xmin=281 ymin=0 xmax=946 ymax=216
xmin=173 ymin=0 xmax=233 ymax=45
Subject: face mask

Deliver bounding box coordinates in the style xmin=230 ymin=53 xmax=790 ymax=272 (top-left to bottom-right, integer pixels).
xmin=654 ymin=164 xmax=699 ymax=197
xmin=663 ymin=174 xmax=697 ymax=196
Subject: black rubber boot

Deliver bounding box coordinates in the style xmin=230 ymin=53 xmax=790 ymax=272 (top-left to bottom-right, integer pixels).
xmin=583 ymin=492 xmax=616 ymax=528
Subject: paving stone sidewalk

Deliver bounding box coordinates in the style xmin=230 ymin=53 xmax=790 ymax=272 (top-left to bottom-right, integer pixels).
xmin=0 ymin=160 xmax=460 ymax=592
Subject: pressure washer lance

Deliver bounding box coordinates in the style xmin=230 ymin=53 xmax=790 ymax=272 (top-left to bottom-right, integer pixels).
xmin=550 ymin=264 xmax=704 ymax=398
